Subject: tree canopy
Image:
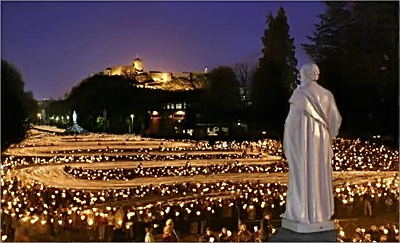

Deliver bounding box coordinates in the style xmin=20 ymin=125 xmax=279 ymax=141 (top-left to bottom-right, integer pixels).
xmin=47 ymin=74 xmax=200 ymax=134
xmin=251 ymin=7 xmax=298 ymax=135
xmin=303 ymin=1 xmax=398 ymax=144
xmin=1 ymin=60 xmax=38 ymax=150
xmin=197 ymin=66 xmax=241 ymax=126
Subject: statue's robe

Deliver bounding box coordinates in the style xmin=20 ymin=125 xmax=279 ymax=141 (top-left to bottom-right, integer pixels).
xmin=281 ymin=81 xmax=341 ymax=224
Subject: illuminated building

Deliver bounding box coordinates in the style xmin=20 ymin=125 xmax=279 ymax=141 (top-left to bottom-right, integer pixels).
xmin=103 ymin=57 xmax=202 ymax=83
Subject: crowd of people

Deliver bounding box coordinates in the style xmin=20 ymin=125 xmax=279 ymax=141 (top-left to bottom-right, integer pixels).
xmin=334 ymin=177 xmax=399 ymax=218
xmin=336 ymin=221 xmax=399 ymax=242
xmin=1 ymin=173 xmax=398 ymax=241
xmin=332 ymin=138 xmax=398 ymax=171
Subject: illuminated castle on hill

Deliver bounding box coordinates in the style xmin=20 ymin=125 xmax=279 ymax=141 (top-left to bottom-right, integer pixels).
xmin=103 ymin=57 xmax=206 ymax=83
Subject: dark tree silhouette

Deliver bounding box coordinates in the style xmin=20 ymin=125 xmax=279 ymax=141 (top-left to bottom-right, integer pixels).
xmin=303 ymin=1 xmax=399 ymax=145
xmin=201 ymin=66 xmax=241 ymax=127
xmin=252 ymin=7 xmax=298 ymax=135
xmin=47 ymin=74 xmax=200 ymax=134
xmin=1 ymin=60 xmax=38 ymax=150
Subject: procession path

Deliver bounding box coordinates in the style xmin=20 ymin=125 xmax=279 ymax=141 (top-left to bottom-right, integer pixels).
xmin=7 ymin=161 xmax=397 ymax=190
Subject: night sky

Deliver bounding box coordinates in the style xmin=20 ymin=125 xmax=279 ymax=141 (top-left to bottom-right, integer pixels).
xmin=2 ymin=1 xmax=325 ymax=99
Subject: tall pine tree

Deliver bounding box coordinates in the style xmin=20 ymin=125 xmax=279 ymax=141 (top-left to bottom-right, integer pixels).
xmin=302 ymin=2 xmax=352 ymax=133
xmin=349 ymin=2 xmax=399 ymax=143
xmin=303 ymin=2 xmax=398 ymax=144
xmin=252 ymin=7 xmax=298 ymax=135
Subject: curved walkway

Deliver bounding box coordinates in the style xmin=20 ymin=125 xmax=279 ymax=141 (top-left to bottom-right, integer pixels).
xmin=7 ymin=162 xmax=396 ymax=190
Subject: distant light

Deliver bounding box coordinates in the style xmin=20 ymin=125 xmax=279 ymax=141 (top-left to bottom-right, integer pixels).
xmin=175 ymin=111 xmax=185 ymax=116
xmin=262 ymin=131 xmax=266 ymax=135
xmin=152 ymin=111 xmax=159 ymax=116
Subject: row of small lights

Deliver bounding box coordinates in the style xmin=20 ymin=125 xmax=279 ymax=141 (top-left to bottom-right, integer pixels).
xmin=9 ymin=132 xmax=184 ymax=148
xmin=49 ymin=145 xmax=233 ymax=154
xmin=2 ymin=152 xmax=263 ymax=171
xmin=65 ymin=161 xmax=288 ymax=181
xmin=3 ymin=137 xmax=397 ymax=173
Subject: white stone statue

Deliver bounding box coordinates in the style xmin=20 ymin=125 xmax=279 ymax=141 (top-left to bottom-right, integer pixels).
xmin=73 ymin=111 xmax=77 ymax=124
xmin=281 ymin=63 xmax=342 ymax=232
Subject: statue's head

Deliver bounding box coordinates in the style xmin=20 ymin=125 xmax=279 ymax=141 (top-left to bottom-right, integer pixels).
xmin=300 ymin=63 xmax=319 ymax=86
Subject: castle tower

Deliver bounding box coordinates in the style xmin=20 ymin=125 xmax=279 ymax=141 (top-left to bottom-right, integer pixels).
xmin=133 ymin=58 xmax=143 ymax=73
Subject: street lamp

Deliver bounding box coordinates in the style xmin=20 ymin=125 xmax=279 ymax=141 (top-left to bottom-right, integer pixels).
xmin=130 ymin=114 xmax=135 ymax=134
xmin=37 ymin=113 xmax=42 ymax=125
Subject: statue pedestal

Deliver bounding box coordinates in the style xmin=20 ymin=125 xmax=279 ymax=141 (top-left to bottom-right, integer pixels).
xmin=270 ymin=227 xmax=337 ymax=242
xmin=281 ymin=218 xmax=334 ymax=233
xmin=64 ymin=123 xmax=87 ymax=134
xmin=270 ymin=219 xmax=336 ymax=242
